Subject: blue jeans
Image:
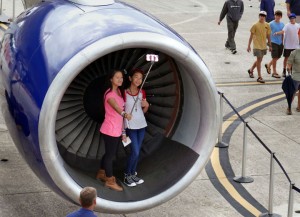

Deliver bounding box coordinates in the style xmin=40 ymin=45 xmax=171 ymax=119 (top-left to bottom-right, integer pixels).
xmin=126 ymin=128 xmax=146 ymax=175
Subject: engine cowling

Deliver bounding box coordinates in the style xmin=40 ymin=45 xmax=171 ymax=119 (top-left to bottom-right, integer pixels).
xmin=0 ymin=0 xmax=219 ymax=213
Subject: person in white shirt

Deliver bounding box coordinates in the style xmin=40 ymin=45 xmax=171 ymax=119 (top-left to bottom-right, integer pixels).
xmin=274 ymin=13 xmax=300 ymax=77
xmin=123 ymin=68 xmax=149 ymax=187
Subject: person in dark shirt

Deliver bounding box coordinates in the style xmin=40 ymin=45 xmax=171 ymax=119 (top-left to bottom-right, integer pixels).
xmin=66 ymin=187 xmax=97 ymax=217
xmin=286 ymin=0 xmax=300 ymax=23
xmin=260 ymin=0 xmax=275 ymax=22
xmin=218 ymin=0 xmax=244 ymax=54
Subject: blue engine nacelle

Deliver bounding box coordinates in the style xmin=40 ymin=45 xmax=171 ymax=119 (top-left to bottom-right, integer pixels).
xmin=0 ymin=0 xmax=219 ymax=213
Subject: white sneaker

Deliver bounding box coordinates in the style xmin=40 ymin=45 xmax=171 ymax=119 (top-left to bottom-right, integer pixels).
xmin=124 ymin=175 xmax=137 ymax=187
xmin=131 ymin=175 xmax=144 ymax=184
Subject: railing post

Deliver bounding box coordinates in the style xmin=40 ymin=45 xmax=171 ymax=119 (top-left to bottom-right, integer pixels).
xmin=215 ymin=91 xmax=228 ymax=148
xmin=287 ymin=183 xmax=295 ymax=217
xmin=233 ymin=120 xmax=254 ymax=183
xmin=259 ymin=153 xmax=281 ymax=217
xmin=13 ymin=0 xmax=16 ymax=20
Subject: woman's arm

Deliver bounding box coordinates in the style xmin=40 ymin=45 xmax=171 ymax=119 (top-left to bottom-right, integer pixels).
xmin=107 ymin=98 xmax=132 ymax=120
xmin=141 ymin=99 xmax=149 ymax=113
xmin=141 ymin=89 xmax=149 ymax=113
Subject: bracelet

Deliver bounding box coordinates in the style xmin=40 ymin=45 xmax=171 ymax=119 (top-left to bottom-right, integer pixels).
xmin=122 ymin=130 xmax=126 ymax=135
xmin=121 ymin=111 xmax=125 ymax=117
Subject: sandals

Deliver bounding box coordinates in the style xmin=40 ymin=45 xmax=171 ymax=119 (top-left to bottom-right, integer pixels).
xmin=257 ymin=77 xmax=265 ymax=83
xmin=286 ymin=108 xmax=292 ymax=115
xmin=265 ymin=64 xmax=271 ymax=74
xmin=272 ymin=73 xmax=281 ymax=78
xmin=296 ymin=107 xmax=300 ymax=112
xmin=248 ymin=69 xmax=254 ymax=78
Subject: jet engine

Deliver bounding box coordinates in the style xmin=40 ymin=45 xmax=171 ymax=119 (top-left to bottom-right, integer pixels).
xmin=0 ymin=0 xmax=219 ymax=213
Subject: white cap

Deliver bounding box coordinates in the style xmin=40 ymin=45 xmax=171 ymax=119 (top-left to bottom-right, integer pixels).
xmin=259 ymin=11 xmax=267 ymax=16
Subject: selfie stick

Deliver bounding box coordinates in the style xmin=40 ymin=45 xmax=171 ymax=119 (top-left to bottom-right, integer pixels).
xmin=129 ymin=54 xmax=159 ymax=114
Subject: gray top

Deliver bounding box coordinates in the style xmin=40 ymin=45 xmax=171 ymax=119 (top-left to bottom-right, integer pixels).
xmin=288 ymin=49 xmax=300 ymax=81
xmin=219 ymin=0 xmax=244 ymax=22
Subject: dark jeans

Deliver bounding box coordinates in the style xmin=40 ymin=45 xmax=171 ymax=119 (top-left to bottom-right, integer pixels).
xmin=125 ymin=128 xmax=146 ymax=175
xmin=101 ymin=133 xmax=122 ymax=177
xmin=226 ymin=19 xmax=239 ymax=50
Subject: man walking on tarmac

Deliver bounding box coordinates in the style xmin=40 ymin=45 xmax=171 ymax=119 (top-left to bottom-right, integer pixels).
xmin=218 ymin=0 xmax=244 ymax=54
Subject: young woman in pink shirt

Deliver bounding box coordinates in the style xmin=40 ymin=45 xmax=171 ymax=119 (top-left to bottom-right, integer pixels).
xmin=96 ymin=69 xmax=131 ymax=192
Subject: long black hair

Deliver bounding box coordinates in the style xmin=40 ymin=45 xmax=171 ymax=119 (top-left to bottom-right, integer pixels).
xmin=124 ymin=68 xmax=145 ymax=89
xmin=104 ymin=69 xmax=125 ymax=100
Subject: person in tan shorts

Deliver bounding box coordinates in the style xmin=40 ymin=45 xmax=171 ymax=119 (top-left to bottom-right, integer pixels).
xmin=247 ymin=11 xmax=272 ymax=83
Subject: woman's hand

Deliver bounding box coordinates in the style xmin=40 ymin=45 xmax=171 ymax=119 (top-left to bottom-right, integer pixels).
xmin=125 ymin=113 xmax=132 ymax=121
xmin=122 ymin=134 xmax=127 ymax=142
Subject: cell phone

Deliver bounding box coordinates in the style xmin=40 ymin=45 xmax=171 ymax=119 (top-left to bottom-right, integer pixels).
xmin=146 ymin=54 xmax=159 ymax=62
xmin=122 ymin=136 xmax=131 ymax=147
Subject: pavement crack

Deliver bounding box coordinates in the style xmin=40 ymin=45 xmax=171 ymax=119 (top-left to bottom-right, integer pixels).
xmin=252 ymin=116 xmax=300 ymax=146
xmin=1 ymin=190 xmax=52 ymax=196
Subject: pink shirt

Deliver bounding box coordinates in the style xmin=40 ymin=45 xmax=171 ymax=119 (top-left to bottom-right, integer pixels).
xmin=100 ymin=89 xmax=124 ymax=137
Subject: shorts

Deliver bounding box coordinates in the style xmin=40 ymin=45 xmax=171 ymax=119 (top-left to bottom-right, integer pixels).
xmin=283 ymin=49 xmax=295 ymax=57
xmin=271 ymin=43 xmax=283 ymax=58
xmin=253 ymin=49 xmax=267 ymax=57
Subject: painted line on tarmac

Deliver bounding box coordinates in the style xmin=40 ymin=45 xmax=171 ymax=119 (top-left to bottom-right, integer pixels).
xmin=206 ymin=92 xmax=285 ymax=217
xmin=0 ymin=23 xmax=9 ymax=30
xmin=216 ymin=80 xmax=282 ymax=87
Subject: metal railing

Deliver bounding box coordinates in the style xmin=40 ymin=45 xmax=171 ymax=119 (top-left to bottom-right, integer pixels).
xmin=217 ymin=91 xmax=299 ymax=217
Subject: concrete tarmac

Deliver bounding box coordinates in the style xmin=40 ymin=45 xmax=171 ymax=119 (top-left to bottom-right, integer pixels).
xmin=0 ymin=0 xmax=300 ymax=216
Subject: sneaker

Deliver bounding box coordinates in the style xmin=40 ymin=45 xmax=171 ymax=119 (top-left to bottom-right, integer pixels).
xmin=231 ymin=49 xmax=237 ymax=54
xmin=225 ymin=42 xmax=230 ymax=49
xmin=131 ymin=175 xmax=144 ymax=184
xmin=124 ymin=175 xmax=137 ymax=187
